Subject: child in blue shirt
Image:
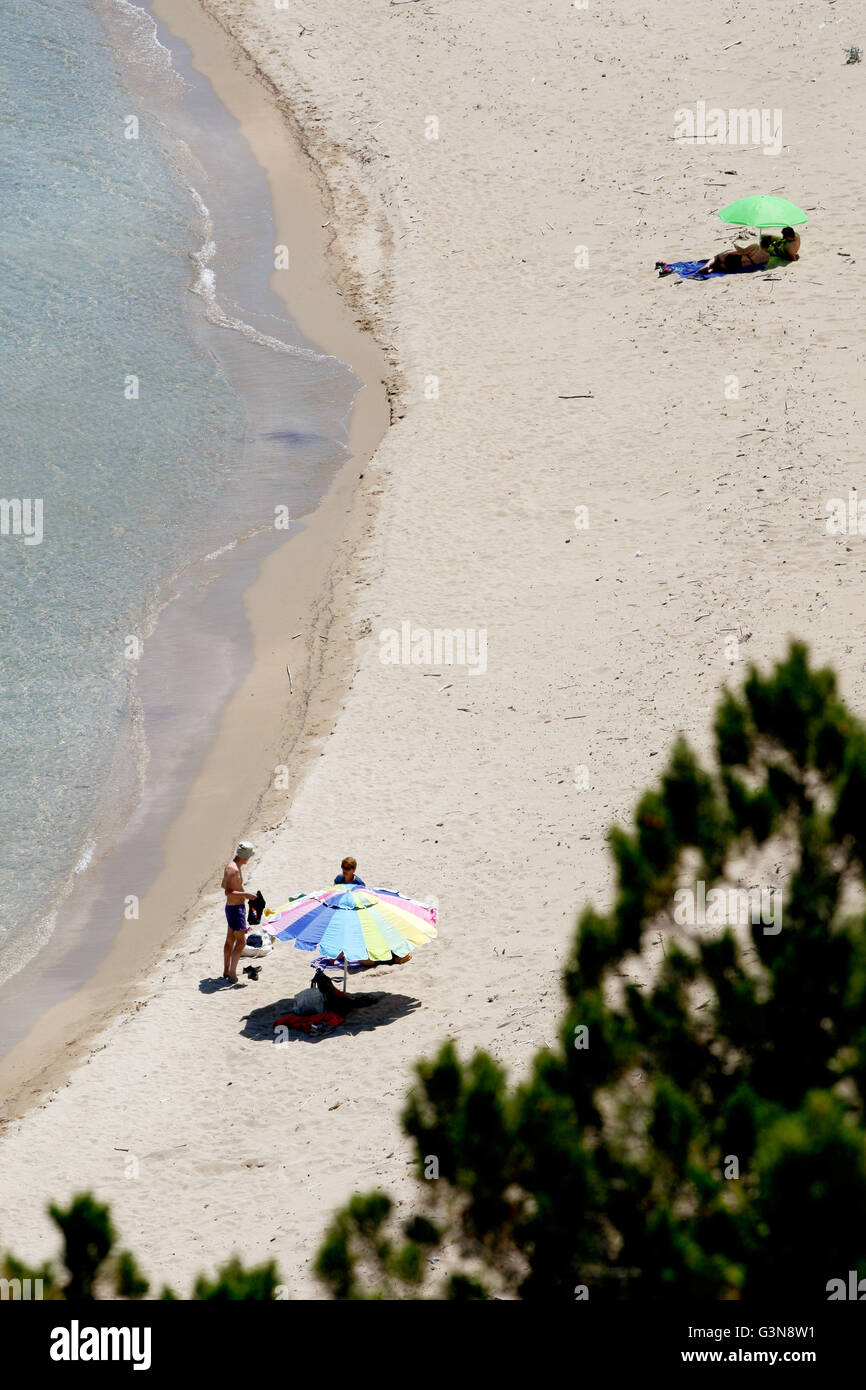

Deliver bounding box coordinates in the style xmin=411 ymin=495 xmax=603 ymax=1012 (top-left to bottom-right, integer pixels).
xmin=335 ymin=855 xmax=366 ymax=887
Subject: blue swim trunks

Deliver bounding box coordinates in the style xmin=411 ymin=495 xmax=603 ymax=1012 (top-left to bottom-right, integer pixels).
xmin=225 ymin=902 xmax=248 ymax=933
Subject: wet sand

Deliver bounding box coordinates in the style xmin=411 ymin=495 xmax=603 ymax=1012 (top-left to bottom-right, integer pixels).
xmin=0 ymin=0 xmax=389 ymax=1114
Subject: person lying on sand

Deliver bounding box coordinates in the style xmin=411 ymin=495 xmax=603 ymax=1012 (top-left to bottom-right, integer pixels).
xmin=693 ymin=226 xmax=801 ymax=278
xmin=696 ymin=241 xmax=769 ymax=275
xmin=221 ymin=840 xmax=258 ymax=983
xmin=334 ymin=855 xmax=366 ymax=887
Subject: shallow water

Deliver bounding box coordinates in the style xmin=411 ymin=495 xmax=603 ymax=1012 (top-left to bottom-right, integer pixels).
xmin=0 ymin=0 xmax=358 ymax=1009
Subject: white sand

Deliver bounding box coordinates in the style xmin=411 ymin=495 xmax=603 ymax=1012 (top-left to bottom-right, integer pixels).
xmin=1 ymin=0 xmax=864 ymax=1297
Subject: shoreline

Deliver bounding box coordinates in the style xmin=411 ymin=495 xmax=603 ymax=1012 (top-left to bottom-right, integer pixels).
xmin=1 ymin=0 xmax=861 ymax=1300
xmin=0 ymin=0 xmax=390 ymax=1118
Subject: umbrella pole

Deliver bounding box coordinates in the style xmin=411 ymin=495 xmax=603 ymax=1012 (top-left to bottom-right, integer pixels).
xmin=342 ymin=953 xmax=348 ymax=992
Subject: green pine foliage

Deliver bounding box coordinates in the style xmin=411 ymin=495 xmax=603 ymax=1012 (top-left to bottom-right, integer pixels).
xmin=49 ymin=1194 xmax=116 ymax=1300
xmin=315 ymin=644 xmax=866 ymax=1299
xmin=1 ymin=1193 xmax=282 ymax=1301
xmin=192 ymin=1256 xmax=281 ymax=1301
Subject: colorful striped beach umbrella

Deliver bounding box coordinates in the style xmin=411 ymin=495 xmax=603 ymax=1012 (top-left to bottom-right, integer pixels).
xmin=262 ymin=888 xmax=437 ymax=975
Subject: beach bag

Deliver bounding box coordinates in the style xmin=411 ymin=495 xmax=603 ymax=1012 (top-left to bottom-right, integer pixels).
xmin=292 ymin=986 xmax=326 ymax=1016
xmin=242 ymin=933 xmax=273 ymax=959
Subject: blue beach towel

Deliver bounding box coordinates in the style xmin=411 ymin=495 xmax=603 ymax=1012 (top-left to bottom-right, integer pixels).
xmin=659 ymin=259 xmax=768 ymax=281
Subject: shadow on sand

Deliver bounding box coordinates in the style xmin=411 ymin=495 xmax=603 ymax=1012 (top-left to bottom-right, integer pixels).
xmin=239 ymin=991 xmax=421 ymax=1043
xmin=198 ymin=975 xmax=244 ymax=995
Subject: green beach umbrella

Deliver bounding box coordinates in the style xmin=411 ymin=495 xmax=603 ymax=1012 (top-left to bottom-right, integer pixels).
xmin=717 ymin=195 xmax=808 ymax=230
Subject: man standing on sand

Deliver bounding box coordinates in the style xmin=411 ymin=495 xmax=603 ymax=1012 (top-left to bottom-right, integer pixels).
xmin=221 ymin=841 xmax=257 ymax=983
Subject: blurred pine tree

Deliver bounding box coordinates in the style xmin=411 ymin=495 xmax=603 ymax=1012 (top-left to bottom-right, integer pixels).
xmin=315 ymin=643 xmax=866 ymax=1299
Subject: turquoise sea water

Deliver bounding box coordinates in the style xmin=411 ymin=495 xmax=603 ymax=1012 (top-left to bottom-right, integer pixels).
xmin=0 ymin=0 xmax=357 ymax=990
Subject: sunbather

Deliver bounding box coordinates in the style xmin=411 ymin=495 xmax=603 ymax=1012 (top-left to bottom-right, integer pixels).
xmin=761 ymin=226 xmax=801 ymax=262
xmin=693 ymin=226 xmax=800 ymax=278
xmin=683 ymin=241 xmax=766 ymax=277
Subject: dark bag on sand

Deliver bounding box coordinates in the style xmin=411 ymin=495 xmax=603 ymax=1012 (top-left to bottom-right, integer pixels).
xmin=311 ymin=968 xmax=361 ymax=1017
xmin=247 ymin=890 xmax=266 ymax=926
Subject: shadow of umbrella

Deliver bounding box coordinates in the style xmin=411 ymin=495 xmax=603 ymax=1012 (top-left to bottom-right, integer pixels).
xmin=240 ymin=991 xmax=422 ymax=1043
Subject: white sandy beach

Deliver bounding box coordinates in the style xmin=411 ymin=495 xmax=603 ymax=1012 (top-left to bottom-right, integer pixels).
xmin=1 ymin=0 xmax=864 ymax=1298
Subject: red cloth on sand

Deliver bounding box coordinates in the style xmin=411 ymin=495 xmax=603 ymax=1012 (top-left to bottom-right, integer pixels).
xmin=273 ymin=1011 xmax=343 ymax=1035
